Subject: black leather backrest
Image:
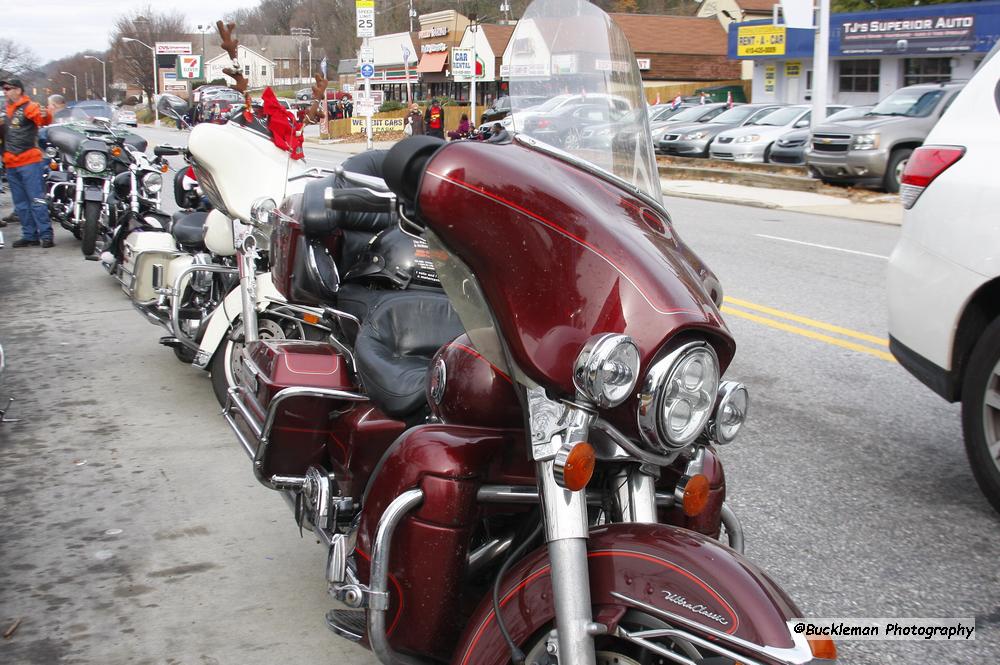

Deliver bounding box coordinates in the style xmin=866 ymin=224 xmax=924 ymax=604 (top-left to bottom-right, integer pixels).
xmin=383 ymin=136 xmax=445 ymax=209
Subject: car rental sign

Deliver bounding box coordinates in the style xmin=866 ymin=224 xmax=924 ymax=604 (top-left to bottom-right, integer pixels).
xmin=736 ymin=26 xmax=786 ymax=57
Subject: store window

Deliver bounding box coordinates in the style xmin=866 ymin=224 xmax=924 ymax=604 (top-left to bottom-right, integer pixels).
xmin=838 ymin=60 xmax=879 ymax=93
xmin=903 ymin=58 xmax=951 ymax=86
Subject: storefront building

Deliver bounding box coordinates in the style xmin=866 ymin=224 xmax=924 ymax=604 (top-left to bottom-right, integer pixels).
xmin=729 ymin=0 xmax=1000 ymax=106
xmin=415 ymin=10 xmax=471 ymax=100
xmin=452 ymin=23 xmax=515 ymax=108
xmin=360 ymin=31 xmax=418 ymax=102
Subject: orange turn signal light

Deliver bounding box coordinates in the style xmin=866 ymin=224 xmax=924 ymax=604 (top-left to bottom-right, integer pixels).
xmin=808 ymin=636 xmax=837 ymax=660
xmin=561 ymin=442 xmax=596 ymax=491
xmin=49 ymin=162 xmax=58 ymax=171
xmin=160 ymin=163 xmax=170 ymax=173
xmin=680 ymin=474 xmax=710 ymax=517
xmin=303 ymin=312 xmax=320 ymax=325
xmin=110 ymin=146 xmax=122 ymax=157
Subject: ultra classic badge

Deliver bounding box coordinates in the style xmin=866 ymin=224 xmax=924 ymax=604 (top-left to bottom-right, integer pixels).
xmin=662 ymin=590 xmax=731 ymax=626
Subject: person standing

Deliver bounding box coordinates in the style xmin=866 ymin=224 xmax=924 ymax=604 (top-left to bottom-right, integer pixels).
xmin=424 ymin=98 xmax=444 ymax=139
xmin=405 ymin=103 xmax=424 ymax=136
xmin=1 ymin=79 xmax=54 ymax=247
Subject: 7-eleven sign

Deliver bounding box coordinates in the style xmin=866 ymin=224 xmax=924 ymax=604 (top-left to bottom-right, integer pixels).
xmin=177 ymin=55 xmax=203 ymax=79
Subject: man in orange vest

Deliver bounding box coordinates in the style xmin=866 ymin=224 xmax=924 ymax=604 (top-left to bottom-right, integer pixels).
xmin=1 ymin=79 xmax=54 ymax=247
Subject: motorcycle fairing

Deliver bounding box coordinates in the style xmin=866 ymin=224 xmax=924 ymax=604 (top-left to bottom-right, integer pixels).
xmin=416 ymin=139 xmax=733 ymax=399
xmin=452 ymin=523 xmax=814 ymax=665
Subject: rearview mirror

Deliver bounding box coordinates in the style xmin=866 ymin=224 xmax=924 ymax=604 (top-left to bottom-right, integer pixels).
xmin=794 ymin=119 xmax=810 ymax=128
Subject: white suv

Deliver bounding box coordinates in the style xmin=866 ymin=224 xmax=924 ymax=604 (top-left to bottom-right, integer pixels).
xmin=887 ymin=43 xmax=1000 ymax=512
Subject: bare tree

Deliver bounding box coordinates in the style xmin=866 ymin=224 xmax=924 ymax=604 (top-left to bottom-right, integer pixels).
xmin=109 ymin=5 xmax=187 ymax=109
xmin=0 ymin=38 xmax=39 ymax=79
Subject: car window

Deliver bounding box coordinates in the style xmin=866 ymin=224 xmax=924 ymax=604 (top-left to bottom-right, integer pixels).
xmin=668 ymin=105 xmax=718 ymax=122
xmin=870 ymin=89 xmax=944 ymax=117
xmin=751 ymin=107 xmax=806 ymax=126
xmin=699 ymin=106 xmax=726 ymax=122
xmin=938 ymin=92 xmax=960 ymax=116
xmin=708 ymin=106 xmax=755 ymax=124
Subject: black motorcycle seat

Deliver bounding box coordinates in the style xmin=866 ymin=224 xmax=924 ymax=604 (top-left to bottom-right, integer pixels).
xmin=171 ymin=211 xmax=208 ymax=250
xmin=354 ymin=291 xmax=464 ymax=418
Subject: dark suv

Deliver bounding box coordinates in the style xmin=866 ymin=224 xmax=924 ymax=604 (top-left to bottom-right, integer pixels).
xmin=480 ymin=95 xmax=546 ymax=125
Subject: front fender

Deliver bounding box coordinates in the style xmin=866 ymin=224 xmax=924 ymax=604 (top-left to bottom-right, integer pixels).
xmin=193 ymin=273 xmax=283 ymax=369
xmin=452 ymin=523 xmax=820 ymax=665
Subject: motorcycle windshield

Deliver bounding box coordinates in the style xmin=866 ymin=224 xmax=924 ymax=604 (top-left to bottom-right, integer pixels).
xmin=507 ymin=0 xmax=661 ymax=201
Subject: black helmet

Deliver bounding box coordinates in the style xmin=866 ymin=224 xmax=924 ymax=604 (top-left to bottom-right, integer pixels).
xmin=343 ymin=226 xmax=440 ymax=290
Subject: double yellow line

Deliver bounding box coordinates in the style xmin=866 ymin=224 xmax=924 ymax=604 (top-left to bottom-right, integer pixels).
xmin=721 ymin=297 xmax=895 ymax=363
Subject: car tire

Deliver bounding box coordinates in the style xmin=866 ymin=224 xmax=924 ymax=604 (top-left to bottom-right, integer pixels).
xmin=883 ymin=148 xmax=912 ymax=194
xmin=961 ymin=316 xmax=1000 ymax=514
xmin=81 ymin=200 xmax=101 ymax=256
xmin=563 ymin=128 xmax=581 ymax=150
xmin=763 ymin=143 xmax=774 ymax=163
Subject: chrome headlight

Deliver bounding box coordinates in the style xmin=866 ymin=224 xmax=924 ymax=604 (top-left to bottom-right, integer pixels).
xmin=44 ymin=146 xmax=58 ymax=158
xmin=734 ymin=134 xmax=760 ymax=144
xmin=84 ymin=151 xmax=107 ymax=172
xmin=637 ymin=341 xmax=720 ymax=450
xmin=573 ymin=334 xmax=640 ymax=408
xmin=250 ymin=197 xmax=277 ymax=226
xmin=683 ymin=131 xmax=708 ymax=140
xmin=141 ymin=172 xmax=163 ymax=194
xmin=707 ymin=381 xmax=750 ymax=444
xmin=851 ymin=133 xmax=879 ymax=151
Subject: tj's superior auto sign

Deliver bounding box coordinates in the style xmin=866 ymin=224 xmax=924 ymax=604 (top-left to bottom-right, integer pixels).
xmin=839 ymin=14 xmax=975 ymax=54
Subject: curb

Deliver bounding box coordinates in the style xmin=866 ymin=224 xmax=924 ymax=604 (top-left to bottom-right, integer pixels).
xmin=662 ymin=189 xmax=901 ymax=226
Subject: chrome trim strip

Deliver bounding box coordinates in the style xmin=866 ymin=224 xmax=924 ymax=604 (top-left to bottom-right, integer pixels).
xmin=477 ymin=484 xmax=677 ymax=509
xmin=618 ymin=626 xmax=765 ymax=665
xmin=368 ymin=489 xmax=428 ymax=665
xmin=609 ymin=592 xmax=816 ymax=665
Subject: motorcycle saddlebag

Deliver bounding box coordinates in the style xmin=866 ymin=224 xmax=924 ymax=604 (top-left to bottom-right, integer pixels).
xmin=121 ymin=231 xmax=184 ymax=303
xmin=239 ymin=340 xmax=358 ymax=478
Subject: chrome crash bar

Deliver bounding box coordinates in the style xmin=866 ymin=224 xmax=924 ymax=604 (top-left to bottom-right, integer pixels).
xmin=169 ymin=263 xmax=240 ymax=351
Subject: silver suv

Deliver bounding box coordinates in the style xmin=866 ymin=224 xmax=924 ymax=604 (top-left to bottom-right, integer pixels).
xmin=806 ymin=82 xmax=964 ymax=192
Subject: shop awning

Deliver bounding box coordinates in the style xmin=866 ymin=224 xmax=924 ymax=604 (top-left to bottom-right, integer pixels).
xmin=417 ymin=51 xmax=448 ymax=73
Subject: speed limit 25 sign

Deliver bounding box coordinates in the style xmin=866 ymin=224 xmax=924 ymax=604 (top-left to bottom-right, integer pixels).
xmin=356 ymin=0 xmax=375 ymax=38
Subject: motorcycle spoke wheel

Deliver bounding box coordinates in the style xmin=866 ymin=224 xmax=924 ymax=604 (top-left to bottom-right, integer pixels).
xmin=210 ymin=317 xmax=287 ymax=408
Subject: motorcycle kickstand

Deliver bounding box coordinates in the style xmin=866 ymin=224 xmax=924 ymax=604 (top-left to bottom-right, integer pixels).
xmin=0 ymin=396 xmax=20 ymax=423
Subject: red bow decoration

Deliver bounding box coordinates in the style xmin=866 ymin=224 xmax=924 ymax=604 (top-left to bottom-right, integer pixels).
xmin=260 ymin=87 xmax=305 ymax=160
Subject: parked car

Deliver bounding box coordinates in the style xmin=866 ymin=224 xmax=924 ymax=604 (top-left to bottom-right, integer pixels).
xmin=295 ymin=87 xmax=313 ymax=101
xmin=806 ymin=81 xmax=964 ymax=192
xmin=500 ymin=93 xmax=630 ymax=130
xmin=769 ymin=106 xmax=872 ymax=165
xmin=657 ymin=103 xmax=783 ymax=157
xmin=711 ymin=105 xmax=846 ymax=163
xmin=525 ymin=102 xmax=624 ymax=149
xmin=480 ymin=95 xmax=547 ymax=125
xmin=65 ymin=101 xmax=116 ymax=122
xmin=114 ymin=107 xmax=138 ymax=127
xmin=886 ymin=45 xmax=1000 ymax=512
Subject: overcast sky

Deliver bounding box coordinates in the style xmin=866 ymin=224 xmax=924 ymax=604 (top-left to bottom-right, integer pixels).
xmin=8 ymin=1 xmax=256 ymax=64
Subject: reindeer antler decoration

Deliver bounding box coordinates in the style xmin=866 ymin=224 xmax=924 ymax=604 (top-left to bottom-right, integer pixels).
xmin=302 ymin=72 xmax=329 ymax=124
xmin=216 ymin=20 xmax=250 ymax=99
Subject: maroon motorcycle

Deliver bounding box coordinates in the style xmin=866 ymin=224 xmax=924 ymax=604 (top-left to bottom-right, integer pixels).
xmin=222 ymin=1 xmax=835 ymax=663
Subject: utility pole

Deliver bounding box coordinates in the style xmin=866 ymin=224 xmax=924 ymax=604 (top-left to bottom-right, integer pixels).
xmin=291 ymin=27 xmax=312 ymax=85
xmin=470 ymin=14 xmax=478 ymax=129
xmin=811 ymin=0 xmax=830 ymax=127
xmin=409 ymin=0 xmax=416 ymax=32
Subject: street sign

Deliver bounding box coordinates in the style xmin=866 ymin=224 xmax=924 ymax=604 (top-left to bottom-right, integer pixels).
xmin=355 ymin=97 xmax=376 ymax=117
xmin=356 ymin=0 xmax=375 ymax=38
xmin=360 ymin=63 xmax=375 ymax=79
xmin=360 ymin=47 xmax=375 ymax=64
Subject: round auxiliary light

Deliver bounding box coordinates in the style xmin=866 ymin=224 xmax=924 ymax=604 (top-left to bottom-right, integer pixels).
xmin=708 ymin=381 xmax=749 ymax=445
xmin=249 ymin=197 xmax=277 ymax=226
xmin=637 ymin=341 xmax=720 ymax=451
xmin=573 ymin=333 xmax=640 ymax=408
xmin=553 ymin=441 xmax=596 ymax=492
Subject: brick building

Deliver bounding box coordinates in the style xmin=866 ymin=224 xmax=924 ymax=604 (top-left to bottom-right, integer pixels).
xmin=609 ymin=14 xmax=742 ymax=84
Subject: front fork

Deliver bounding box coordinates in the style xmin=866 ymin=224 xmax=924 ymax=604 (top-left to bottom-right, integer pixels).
xmin=236 ymin=228 xmax=259 ymax=342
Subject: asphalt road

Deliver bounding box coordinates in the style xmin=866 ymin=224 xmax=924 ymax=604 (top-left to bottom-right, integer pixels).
xmin=1 ymin=127 xmax=996 ymax=664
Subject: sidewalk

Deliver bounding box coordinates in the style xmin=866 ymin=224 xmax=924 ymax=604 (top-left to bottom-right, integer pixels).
xmin=661 ymin=179 xmax=903 ymax=226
